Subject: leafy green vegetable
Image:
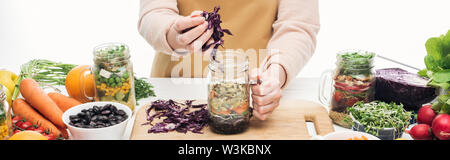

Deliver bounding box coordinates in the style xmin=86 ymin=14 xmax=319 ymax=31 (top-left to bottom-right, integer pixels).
xmin=337 ymin=51 xmax=375 ymax=76
xmin=134 ymin=77 xmax=156 ymax=104
xmin=346 ymin=101 xmax=412 ymax=136
xmin=420 ymin=30 xmax=450 ymax=90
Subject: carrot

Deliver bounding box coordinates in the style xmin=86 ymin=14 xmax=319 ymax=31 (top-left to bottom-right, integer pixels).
xmin=48 ymin=92 xmax=82 ymax=112
xmin=12 ymin=98 xmax=67 ymax=139
xmin=19 ymin=78 xmax=66 ymax=128
xmin=232 ymin=101 xmax=249 ymax=115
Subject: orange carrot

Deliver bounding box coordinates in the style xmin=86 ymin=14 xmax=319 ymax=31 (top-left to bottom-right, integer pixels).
xmin=48 ymin=92 xmax=82 ymax=112
xmin=12 ymin=98 xmax=67 ymax=139
xmin=19 ymin=78 xmax=66 ymax=128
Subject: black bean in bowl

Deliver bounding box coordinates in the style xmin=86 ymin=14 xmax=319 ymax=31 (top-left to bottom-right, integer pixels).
xmin=68 ymin=104 xmax=129 ymax=129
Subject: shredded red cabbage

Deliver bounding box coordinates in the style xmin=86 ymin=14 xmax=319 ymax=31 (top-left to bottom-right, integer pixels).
xmin=142 ymin=100 xmax=209 ymax=134
xmin=201 ymin=6 xmax=232 ymax=60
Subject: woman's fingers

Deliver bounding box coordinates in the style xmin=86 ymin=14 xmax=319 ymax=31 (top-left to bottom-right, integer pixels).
xmin=201 ymin=39 xmax=215 ymax=57
xmin=178 ymin=22 xmax=209 ymax=45
xmin=253 ymin=109 xmax=273 ymax=121
xmin=173 ymin=16 xmax=205 ymax=32
xmin=189 ymin=10 xmax=204 ymax=17
xmin=252 ymin=88 xmax=282 ymax=106
xmin=251 ymin=78 xmax=280 ymax=96
xmin=254 ymin=100 xmax=280 ymax=115
xmin=188 ymin=29 xmax=213 ymax=53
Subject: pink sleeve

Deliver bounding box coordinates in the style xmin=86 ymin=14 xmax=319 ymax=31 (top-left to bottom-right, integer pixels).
xmin=138 ymin=0 xmax=180 ymax=55
xmin=263 ymin=0 xmax=321 ymax=88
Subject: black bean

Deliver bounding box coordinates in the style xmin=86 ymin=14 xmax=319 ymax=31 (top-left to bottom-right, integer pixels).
xmin=93 ymin=106 xmax=100 ymax=113
xmin=101 ymin=110 xmax=111 ymax=115
xmin=110 ymin=116 xmax=118 ymax=121
xmin=110 ymin=106 xmax=117 ymax=113
xmin=102 ymin=105 xmax=110 ymax=111
xmin=69 ymin=115 xmax=78 ymax=120
xmin=91 ymin=115 xmax=99 ymax=121
xmin=69 ymin=104 xmax=125 ymax=128
xmin=70 ymin=118 xmax=81 ymax=123
xmin=77 ymin=112 xmax=86 ymax=117
xmin=81 ymin=119 xmax=89 ymax=125
xmin=116 ymin=110 xmax=126 ymax=116
xmin=74 ymin=123 xmax=82 ymax=127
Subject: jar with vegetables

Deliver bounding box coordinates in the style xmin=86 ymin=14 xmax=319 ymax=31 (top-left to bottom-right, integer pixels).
xmin=0 ymin=84 xmax=12 ymax=139
xmin=92 ymin=43 xmax=136 ymax=111
xmin=323 ymin=50 xmax=376 ymax=127
xmin=207 ymin=51 xmax=251 ymax=134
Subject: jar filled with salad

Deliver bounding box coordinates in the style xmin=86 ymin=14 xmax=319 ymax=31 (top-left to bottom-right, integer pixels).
xmin=92 ymin=43 xmax=136 ymax=111
xmin=207 ymin=51 xmax=251 ymax=134
xmin=327 ymin=50 xmax=376 ymax=127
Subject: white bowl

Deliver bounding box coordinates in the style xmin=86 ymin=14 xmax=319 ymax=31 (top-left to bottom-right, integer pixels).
xmin=62 ymin=102 xmax=132 ymax=140
xmin=311 ymin=131 xmax=380 ymax=140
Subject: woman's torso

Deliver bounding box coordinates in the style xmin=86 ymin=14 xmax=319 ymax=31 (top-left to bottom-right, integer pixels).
xmin=151 ymin=0 xmax=278 ymax=78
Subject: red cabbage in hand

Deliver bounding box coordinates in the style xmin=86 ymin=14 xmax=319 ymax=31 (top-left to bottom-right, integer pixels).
xmin=201 ymin=6 xmax=232 ymax=59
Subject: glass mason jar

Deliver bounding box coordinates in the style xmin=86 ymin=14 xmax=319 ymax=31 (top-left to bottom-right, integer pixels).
xmin=0 ymin=84 xmax=12 ymax=140
xmin=319 ymin=50 xmax=376 ymax=127
xmin=92 ymin=43 xmax=136 ymax=111
xmin=207 ymin=51 xmax=251 ymax=134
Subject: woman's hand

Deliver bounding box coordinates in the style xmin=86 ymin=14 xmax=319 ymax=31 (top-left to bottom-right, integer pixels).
xmin=167 ymin=11 xmax=213 ymax=55
xmin=250 ymin=65 xmax=286 ymax=120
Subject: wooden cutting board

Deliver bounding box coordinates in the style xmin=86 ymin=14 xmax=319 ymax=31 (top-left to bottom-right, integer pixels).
xmin=130 ymin=99 xmax=334 ymax=140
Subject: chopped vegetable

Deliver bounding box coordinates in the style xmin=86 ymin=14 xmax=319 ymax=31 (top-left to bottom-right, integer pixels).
xmin=375 ymin=68 xmax=437 ymax=110
xmin=134 ymin=77 xmax=156 ymax=104
xmin=346 ymin=101 xmax=412 ymax=137
xmin=200 ymin=6 xmax=232 ymax=60
xmin=142 ymin=100 xmax=209 ymax=134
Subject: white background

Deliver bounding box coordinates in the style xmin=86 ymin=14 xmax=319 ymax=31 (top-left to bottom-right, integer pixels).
xmin=1 ymin=0 xmax=449 ymax=78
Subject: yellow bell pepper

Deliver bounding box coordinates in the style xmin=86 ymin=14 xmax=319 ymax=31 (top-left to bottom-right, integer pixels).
xmin=0 ymin=70 xmax=18 ymax=106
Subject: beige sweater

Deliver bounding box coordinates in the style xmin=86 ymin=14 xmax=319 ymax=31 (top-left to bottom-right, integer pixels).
xmin=138 ymin=0 xmax=320 ymax=87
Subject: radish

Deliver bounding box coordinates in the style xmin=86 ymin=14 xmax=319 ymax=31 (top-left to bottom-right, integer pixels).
xmin=431 ymin=114 xmax=450 ymax=140
xmin=417 ymin=104 xmax=437 ymax=125
xmin=407 ymin=124 xmax=433 ymax=140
